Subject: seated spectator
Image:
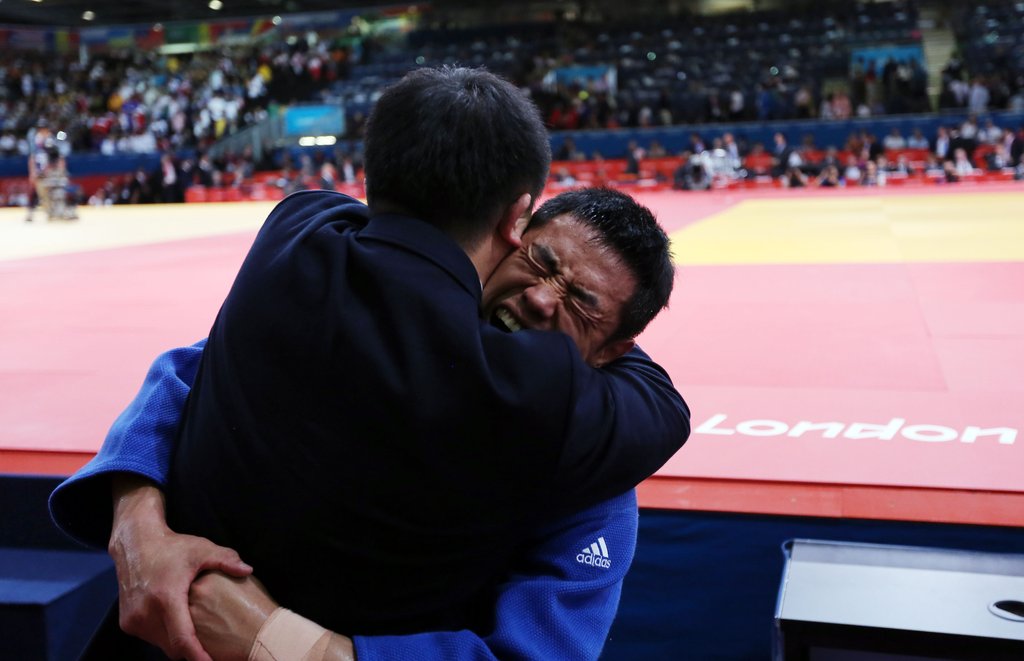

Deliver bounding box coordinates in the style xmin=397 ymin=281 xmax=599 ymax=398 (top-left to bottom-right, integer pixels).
xmin=843 ymin=155 xmax=862 ymax=184
xmin=818 ymin=146 xmax=841 ymax=173
xmin=933 ymin=127 xmax=951 ymax=160
xmin=860 ymin=160 xmax=886 ymax=187
xmin=906 ymin=128 xmax=929 ymax=150
xmin=722 ymin=132 xmax=741 ymax=169
xmin=978 ymin=119 xmax=1003 ymax=145
xmin=648 ymin=140 xmax=667 ymax=158
xmin=831 ymin=91 xmax=852 ymax=120
xmin=551 ymin=166 xmax=578 ymax=188
xmin=782 ymin=166 xmax=809 ymax=188
xmin=816 ymin=164 xmax=842 ymax=187
xmin=554 ymin=137 xmax=583 ymax=161
xmin=891 ymin=154 xmax=915 ymax=176
xmin=923 ymin=154 xmax=944 ymax=177
xmin=1011 ymin=126 xmax=1024 ymax=168
xmin=819 ymin=93 xmax=836 ymax=120
xmin=674 ymin=157 xmax=710 ymax=191
xmin=952 ymin=148 xmax=975 ymax=176
xmin=883 ymin=128 xmax=907 ymax=150
xmin=960 ymin=115 xmax=979 ymax=141
xmin=862 ymin=131 xmax=884 ymax=162
xmin=624 ymin=140 xmax=644 ymax=176
xmin=943 ymin=159 xmax=960 ymax=183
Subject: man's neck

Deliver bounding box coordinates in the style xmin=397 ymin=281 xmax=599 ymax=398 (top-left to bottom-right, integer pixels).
xmin=370 ymin=199 xmax=505 ymax=285
xmin=465 ymin=237 xmax=509 ymax=288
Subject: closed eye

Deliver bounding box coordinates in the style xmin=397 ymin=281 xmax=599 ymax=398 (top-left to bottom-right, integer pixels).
xmin=530 ymin=243 xmax=560 ymax=275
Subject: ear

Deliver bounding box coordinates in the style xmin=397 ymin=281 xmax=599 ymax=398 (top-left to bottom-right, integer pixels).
xmin=591 ymin=338 xmax=636 ymax=368
xmin=496 ymin=193 xmax=533 ymax=250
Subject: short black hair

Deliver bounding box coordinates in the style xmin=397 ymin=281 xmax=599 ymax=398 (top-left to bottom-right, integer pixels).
xmin=364 ymin=66 xmax=551 ymax=245
xmin=529 ymin=188 xmax=674 ymax=341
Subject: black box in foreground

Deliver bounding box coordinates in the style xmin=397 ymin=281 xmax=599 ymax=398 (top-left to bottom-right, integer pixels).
xmin=774 ymin=539 xmax=1024 ymax=661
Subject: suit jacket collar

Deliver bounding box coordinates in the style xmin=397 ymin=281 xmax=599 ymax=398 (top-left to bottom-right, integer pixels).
xmin=362 ymin=212 xmax=482 ymax=301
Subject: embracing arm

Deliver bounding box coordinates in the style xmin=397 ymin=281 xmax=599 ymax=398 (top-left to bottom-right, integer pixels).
xmin=558 ymin=345 xmax=690 ymax=511
xmin=48 ymin=340 xmax=252 ymax=661
xmin=188 ymin=491 xmax=638 ymax=661
xmin=49 ymin=340 xmax=208 ymax=547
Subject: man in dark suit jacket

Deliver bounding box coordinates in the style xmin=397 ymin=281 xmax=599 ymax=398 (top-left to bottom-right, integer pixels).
xmin=54 ymin=67 xmax=689 ymax=660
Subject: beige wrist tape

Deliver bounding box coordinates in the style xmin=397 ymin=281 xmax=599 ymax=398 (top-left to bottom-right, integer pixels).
xmin=249 ymin=607 xmax=332 ymax=661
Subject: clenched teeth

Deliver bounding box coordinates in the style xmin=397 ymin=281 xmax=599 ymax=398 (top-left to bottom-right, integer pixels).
xmin=496 ymin=308 xmax=522 ymax=332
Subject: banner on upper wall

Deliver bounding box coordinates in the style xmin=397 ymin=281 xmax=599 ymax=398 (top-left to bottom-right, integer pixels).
xmin=850 ymin=44 xmax=925 ymax=75
xmin=543 ymin=65 xmax=618 ymax=94
xmin=0 ymin=26 xmax=79 ymax=53
xmin=0 ymin=4 xmax=426 ymax=54
xmin=284 ymin=105 xmax=346 ymax=137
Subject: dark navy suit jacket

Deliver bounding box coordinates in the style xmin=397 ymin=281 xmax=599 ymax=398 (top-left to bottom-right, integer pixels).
xmin=166 ymin=191 xmax=689 ymax=636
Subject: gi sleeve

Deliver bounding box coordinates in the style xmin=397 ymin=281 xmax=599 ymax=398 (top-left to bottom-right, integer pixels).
xmin=48 ymin=339 xmax=207 ymax=548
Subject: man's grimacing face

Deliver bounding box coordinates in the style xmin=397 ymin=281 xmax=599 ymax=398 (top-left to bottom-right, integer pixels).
xmin=482 ymin=213 xmax=637 ymax=367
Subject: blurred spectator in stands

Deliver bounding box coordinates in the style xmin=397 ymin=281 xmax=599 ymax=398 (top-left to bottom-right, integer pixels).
xmin=892 ymin=154 xmax=915 ymax=176
xmin=816 ymin=164 xmax=841 ymax=187
xmin=688 ymin=133 xmax=706 ymax=155
xmin=643 ymin=102 xmax=660 ymax=127
xmin=983 ymin=144 xmax=1010 ymax=172
xmin=624 ymin=140 xmax=644 ymax=175
xmin=1011 ymin=126 xmax=1024 ymax=168
xmin=832 ymin=90 xmax=852 ymax=120
xmin=551 ymin=167 xmax=578 ymax=189
xmin=229 ymin=146 xmax=256 ymax=188
xmin=843 ymin=155 xmax=861 ymax=184
xmin=319 ymin=159 xmax=338 ymax=191
xmin=728 ymin=88 xmax=745 ymax=121
xmin=862 ymin=131 xmax=884 ymax=162
xmin=978 ymin=118 xmax=1003 ymax=145
xmin=88 ymin=179 xmax=117 ymax=206
xmin=1010 ymin=86 xmax=1024 ymax=112
xmin=554 ymin=137 xmax=582 ymax=161
xmin=968 ymin=78 xmax=990 ymax=114
xmin=818 ymin=146 xmax=841 ymax=174
xmin=850 ymin=60 xmax=868 ymax=110
xmin=952 ymin=148 xmax=974 ymax=176
xmin=157 ymin=152 xmax=183 ymax=203
xmin=771 ymin=132 xmax=794 ymax=177
xmin=782 ymin=166 xmax=808 ymax=188
xmin=339 ymin=155 xmax=357 ymax=184
xmin=933 ymin=127 xmax=951 ymax=160
xmin=794 ymin=85 xmax=814 ymax=119
xmin=907 ymin=127 xmax=929 ymax=150
xmin=861 ymin=160 xmax=886 ymax=187
xmin=648 ymin=140 xmax=667 ymax=158
xmin=196 ymin=153 xmax=217 ymax=187
xmin=883 ymin=128 xmax=907 ymax=151
xmin=960 ymin=115 xmax=979 ymax=141
xmin=943 ymin=159 xmax=960 ymax=183
xmin=819 ymin=93 xmax=835 ymax=120
xmin=0 ymin=131 xmax=16 ymax=157
xmin=297 ymin=153 xmax=314 ymax=182
xmin=674 ymin=157 xmax=710 ymax=191
xmin=922 ymin=154 xmax=943 ymax=177
xmin=127 ymin=166 xmax=155 ymax=204
xmin=722 ymin=132 xmax=741 ymax=169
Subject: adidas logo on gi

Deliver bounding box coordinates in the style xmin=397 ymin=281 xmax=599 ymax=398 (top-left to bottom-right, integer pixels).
xmin=576 ymin=536 xmax=611 ymax=569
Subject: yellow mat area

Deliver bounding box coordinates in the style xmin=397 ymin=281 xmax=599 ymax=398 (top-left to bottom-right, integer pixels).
xmin=670 ymin=191 xmax=1024 ymax=266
